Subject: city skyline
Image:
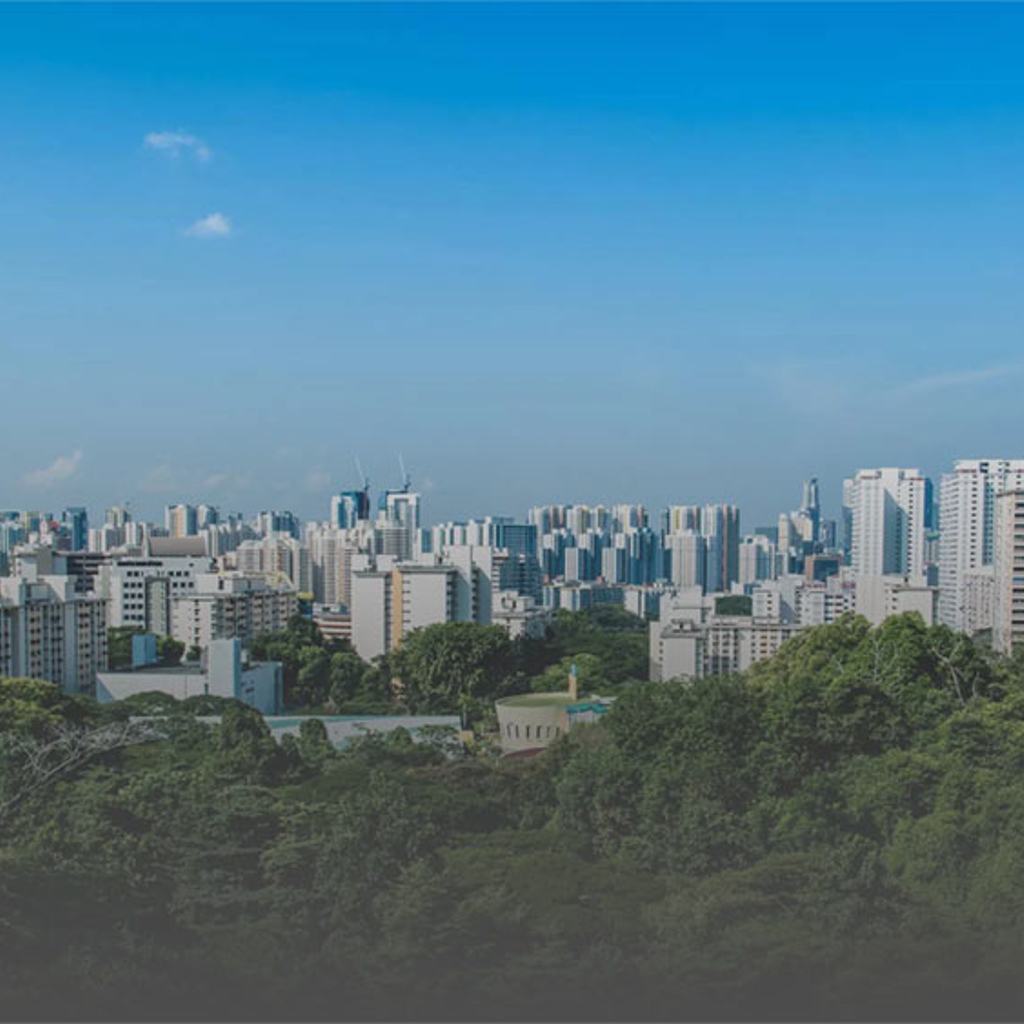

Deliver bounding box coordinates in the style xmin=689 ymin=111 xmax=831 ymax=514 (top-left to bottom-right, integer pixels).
xmin=5 ymin=3 xmax=1024 ymax=524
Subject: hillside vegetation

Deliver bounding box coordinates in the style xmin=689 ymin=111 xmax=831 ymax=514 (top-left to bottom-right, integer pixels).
xmin=3 ymin=613 xmax=1024 ymax=1020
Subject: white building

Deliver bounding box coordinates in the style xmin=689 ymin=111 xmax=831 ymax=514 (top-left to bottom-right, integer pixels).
xmin=854 ymin=574 xmax=937 ymax=627
xmin=0 ymin=574 xmax=108 ymax=695
xmin=170 ymin=573 xmax=298 ymax=652
xmin=846 ymin=468 xmax=927 ymax=578
xmin=350 ymin=561 xmax=456 ymax=661
xmin=492 ymin=590 xmax=548 ymax=640
xmin=96 ymin=638 xmax=282 ymax=714
xmin=938 ymin=459 xmax=1024 ymax=633
xmin=234 ymin=534 xmax=311 ymax=594
xmin=648 ymin=592 xmax=799 ymax=682
xmin=307 ymin=523 xmax=372 ymax=607
xmin=739 ymin=534 xmax=777 ymax=587
xmin=666 ymin=531 xmax=706 ymax=590
xmin=97 ymin=553 xmax=214 ymax=632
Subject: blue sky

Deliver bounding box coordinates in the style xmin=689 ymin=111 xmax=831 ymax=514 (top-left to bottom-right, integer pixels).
xmin=3 ymin=2 xmax=1024 ymax=527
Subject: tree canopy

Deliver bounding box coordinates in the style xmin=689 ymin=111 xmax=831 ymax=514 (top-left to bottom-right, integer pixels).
xmin=5 ymin=614 xmax=1024 ymax=1019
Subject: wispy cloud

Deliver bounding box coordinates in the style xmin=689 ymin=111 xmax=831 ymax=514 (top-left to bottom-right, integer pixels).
xmin=305 ymin=470 xmax=332 ymax=493
xmin=139 ymin=464 xmax=180 ymax=494
xmin=141 ymin=465 xmax=252 ymax=495
xmin=747 ymin=359 xmax=854 ymax=417
xmin=184 ymin=212 xmax=231 ymax=239
xmin=144 ymin=129 xmax=211 ymax=162
xmin=23 ymin=449 xmax=83 ymax=488
xmin=895 ymin=363 xmax=1022 ymax=397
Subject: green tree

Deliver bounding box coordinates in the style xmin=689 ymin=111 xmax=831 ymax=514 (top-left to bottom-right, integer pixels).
xmin=389 ymin=622 xmax=523 ymax=714
xmin=328 ymin=651 xmax=367 ymax=708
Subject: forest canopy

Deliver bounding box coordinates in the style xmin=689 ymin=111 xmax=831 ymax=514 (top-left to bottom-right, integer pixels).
xmin=4 ymin=613 xmax=1024 ymax=1020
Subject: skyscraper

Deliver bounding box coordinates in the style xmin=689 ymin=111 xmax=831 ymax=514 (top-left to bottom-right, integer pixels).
xmin=845 ymin=468 xmax=927 ymax=578
xmin=166 ymin=504 xmax=198 ymax=538
xmin=938 ymin=459 xmax=1024 ymax=633
xmin=702 ymin=503 xmax=740 ymax=593
xmin=330 ymin=489 xmax=371 ymax=530
xmin=62 ymin=507 xmax=88 ymax=552
xmin=800 ymin=477 xmax=821 ymax=543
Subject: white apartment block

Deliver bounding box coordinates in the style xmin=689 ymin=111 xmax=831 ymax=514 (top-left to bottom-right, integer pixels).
xmin=854 ymin=574 xmax=937 ymax=627
xmin=939 ymin=459 xmax=1024 ymax=633
xmin=307 ymin=523 xmax=373 ymax=607
xmin=666 ymin=531 xmax=706 ymax=590
xmin=0 ymin=575 xmax=108 ymax=695
xmin=97 ymin=554 xmax=214 ymax=632
xmin=993 ymin=489 xmax=1024 ymax=655
xmin=351 ymin=562 xmax=457 ymax=661
xmin=649 ymin=601 xmax=799 ymax=682
xmin=234 ymin=535 xmax=311 ymax=594
xmin=739 ymin=534 xmax=776 ymax=587
xmin=170 ymin=573 xmax=298 ymax=652
xmin=846 ymin=468 xmax=927 ymax=578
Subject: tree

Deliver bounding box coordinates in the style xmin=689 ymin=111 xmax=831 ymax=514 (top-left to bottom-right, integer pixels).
xmin=389 ymin=622 xmax=523 ymax=713
xmin=156 ymin=636 xmax=185 ymax=667
xmin=530 ymin=653 xmax=611 ymax=694
xmin=298 ymin=718 xmax=334 ymax=768
xmin=328 ymin=651 xmax=367 ymax=708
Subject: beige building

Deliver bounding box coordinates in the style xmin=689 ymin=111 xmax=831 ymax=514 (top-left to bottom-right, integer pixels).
xmin=993 ymin=489 xmax=1024 ymax=655
xmin=496 ymin=670 xmax=611 ymax=754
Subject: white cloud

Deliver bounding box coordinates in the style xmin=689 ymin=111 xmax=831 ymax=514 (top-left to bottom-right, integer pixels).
xmin=144 ymin=129 xmax=211 ymax=162
xmin=184 ymin=212 xmax=231 ymax=239
xmin=23 ymin=450 xmax=82 ymax=488
xmin=895 ymin=364 xmax=1021 ymax=397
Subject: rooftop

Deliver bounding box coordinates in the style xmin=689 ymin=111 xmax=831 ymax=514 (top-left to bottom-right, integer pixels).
xmin=499 ymin=692 xmax=584 ymax=708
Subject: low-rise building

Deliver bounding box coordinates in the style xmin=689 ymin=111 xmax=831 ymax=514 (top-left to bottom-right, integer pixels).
xmin=96 ymin=637 xmax=282 ymax=713
xmin=492 ymin=590 xmax=549 ymax=640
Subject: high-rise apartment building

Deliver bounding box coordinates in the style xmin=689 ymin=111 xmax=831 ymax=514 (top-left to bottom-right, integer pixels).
xmin=166 ymin=504 xmax=199 ymax=538
xmin=845 ymin=468 xmax=927 ymax=578
xmin=993 ymin=488 xmax=1024 ymax=655
xmin=702 ymin=503 xmax=740 ymax=593
xmin=938 ymin=459 xmax=1024 ymax=633
xmin=62 ymin=507 xmax=89 ymax=552
xmin=0 ymin=574 xmax=108 ymax=695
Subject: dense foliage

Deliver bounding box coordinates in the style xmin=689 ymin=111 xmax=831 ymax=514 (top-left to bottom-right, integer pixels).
xmin=7 ymin=614 xmax=1024 ymax=1019
xmin=247 ymin=607 xmax=648 ymax=717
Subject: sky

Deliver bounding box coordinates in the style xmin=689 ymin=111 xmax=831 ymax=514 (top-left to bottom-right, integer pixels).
xmin=3 ymin=2 xmax=1024 ymax=528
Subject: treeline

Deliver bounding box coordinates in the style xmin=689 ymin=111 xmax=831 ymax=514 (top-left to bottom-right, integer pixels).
xmin=4 ymin=615 xmax=1024 ymax=1019
xmin=247 ymin=605 xmax=648 ymax=715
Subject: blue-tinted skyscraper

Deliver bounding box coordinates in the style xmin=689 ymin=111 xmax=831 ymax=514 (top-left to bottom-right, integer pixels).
xmin=63 ymin=507 xmax=88 ymax=552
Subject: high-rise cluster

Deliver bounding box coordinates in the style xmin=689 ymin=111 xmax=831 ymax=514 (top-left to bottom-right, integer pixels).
xmin=9 ymin=454 xmax=1024 ymax=697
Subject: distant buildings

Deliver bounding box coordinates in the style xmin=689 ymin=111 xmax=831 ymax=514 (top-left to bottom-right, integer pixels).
xmin=18 ymin=453 xmax=1024 ymax=700
xmin=939 ymin=459 xmax=1024 ymax=634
